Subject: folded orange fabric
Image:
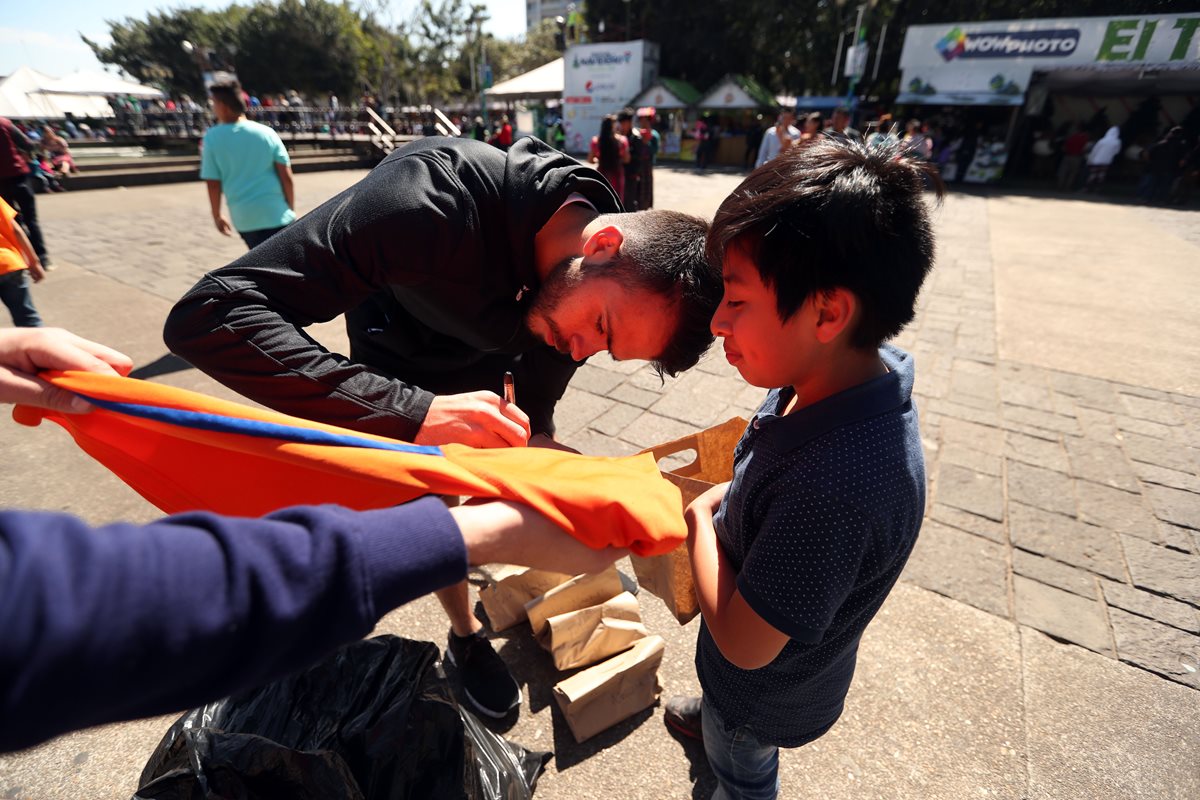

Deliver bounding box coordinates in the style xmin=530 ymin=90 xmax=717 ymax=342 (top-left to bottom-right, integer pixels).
xmin=14 ymin=372 xmax=686 ymax=556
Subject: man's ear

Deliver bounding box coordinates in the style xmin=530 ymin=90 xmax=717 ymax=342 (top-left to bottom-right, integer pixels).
xmin=581 ymin=225 xmax=624 ymax=261
xmin=812 ymin=288 xmax=858 ymax=344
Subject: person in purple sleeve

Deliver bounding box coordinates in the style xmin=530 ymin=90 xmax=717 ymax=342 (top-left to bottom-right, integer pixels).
xmin=0 ymin=327 xmax=625 ymax=753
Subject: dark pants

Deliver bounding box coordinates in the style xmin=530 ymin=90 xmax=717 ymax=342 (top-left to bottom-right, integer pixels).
xmin=0 ymin=270 xmax=43 ymax=327
xmin=239 ymin=225 xmax=289 ymax=250
xmin=0 ymin=176 xmax=48 ymax=261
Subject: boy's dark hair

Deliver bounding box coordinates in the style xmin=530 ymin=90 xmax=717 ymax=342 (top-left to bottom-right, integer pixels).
xmin=617 ymin=107 xmax=635 ymax=122
xmin=209 ymin=83 xmax=246 ymax=115
xmin=707 ymin=136 xmax=944 ymax=349
xmin=594 ymin=209 xmax=722 ymax=377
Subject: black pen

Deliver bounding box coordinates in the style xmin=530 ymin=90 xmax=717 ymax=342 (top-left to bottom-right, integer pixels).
xmin=503 ymin=371 xmax=515 ymax=405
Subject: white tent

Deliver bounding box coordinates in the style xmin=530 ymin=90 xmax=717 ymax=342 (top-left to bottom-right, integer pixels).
xmin=0 ymin=66 xmax=162 ymax=119
xmin=39 ymin=70 xmax=165 ymax=99
xmin=0 ymin=66 xmax=63 ymax=118
xmin=485 ymin=58 xmax=563 ymax=102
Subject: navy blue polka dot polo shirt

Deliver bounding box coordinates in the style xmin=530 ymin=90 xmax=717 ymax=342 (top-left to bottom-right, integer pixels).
xmin=697 ymin=344 xmax=925 ymax=747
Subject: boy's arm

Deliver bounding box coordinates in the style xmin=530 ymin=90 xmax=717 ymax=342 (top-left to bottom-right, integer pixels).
xmin=206 ymin=180 xmax=232 ymax=236
xmin=686 ymin=483 xmax=790 ymax=670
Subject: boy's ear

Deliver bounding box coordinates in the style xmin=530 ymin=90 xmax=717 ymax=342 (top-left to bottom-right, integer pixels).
xmin=812 ymin=288 xmax=858 ymax=344
xmin=581 ymin=225 xmax=624 ymax=262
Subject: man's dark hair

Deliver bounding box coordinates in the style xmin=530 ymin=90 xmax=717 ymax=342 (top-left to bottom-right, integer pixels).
xmin=594 ymin=210 xmax=721 ymax=376
xmin=617 ymin=107 xmax=635 ymax=122
xmin=210 ymin=83 xmax=246 ymax=115
xmin=707 ymin=136 xmax=944 ymax=350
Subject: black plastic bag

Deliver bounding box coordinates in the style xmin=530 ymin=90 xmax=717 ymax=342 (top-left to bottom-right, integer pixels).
xmin=133 ymin=635 xmax=549 ymax=800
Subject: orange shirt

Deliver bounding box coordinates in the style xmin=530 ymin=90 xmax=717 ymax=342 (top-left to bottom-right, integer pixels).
xmin=0 ymin=198 xmax=29 ymax=276
xmin=15 ymin=371 xmax=688 ymax=556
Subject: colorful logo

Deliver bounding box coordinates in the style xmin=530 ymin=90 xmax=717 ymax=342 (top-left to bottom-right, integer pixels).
xmin=935 ymin=27 xmax=1079 ymax=61
xmin=585 ymin=80 xmax=594 ymax=93
xmin=937 ymin=27 xmax=967 ymax=61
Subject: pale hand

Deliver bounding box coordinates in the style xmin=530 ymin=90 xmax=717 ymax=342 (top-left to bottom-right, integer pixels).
xmin=414 ymin=391 xmax=531 ymax=448
xmin=451 ymin=500 xmax=627 ymax=575
xmin=0 ymin=327 xmax=133 ymax=413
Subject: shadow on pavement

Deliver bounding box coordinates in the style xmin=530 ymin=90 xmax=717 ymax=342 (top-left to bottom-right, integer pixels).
xmin=662 ymin=724 xmax=719 ymax=799
xmin=129 ymin=352 xmax=193 ymax=380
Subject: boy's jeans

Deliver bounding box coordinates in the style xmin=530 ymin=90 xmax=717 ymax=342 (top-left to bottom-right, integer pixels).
xmin=0 ymin=271 xmax=43 ymax=327
xmin=702 ymin=696 xmax=780 ymax=800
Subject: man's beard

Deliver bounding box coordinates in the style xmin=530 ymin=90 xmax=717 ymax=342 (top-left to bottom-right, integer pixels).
xmin=525 ymin=254 xmax=581 ymax=354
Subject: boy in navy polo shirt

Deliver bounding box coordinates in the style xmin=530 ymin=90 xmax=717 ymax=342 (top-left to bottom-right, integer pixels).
xmin=664 ymin=137 xmax=943 ymax=800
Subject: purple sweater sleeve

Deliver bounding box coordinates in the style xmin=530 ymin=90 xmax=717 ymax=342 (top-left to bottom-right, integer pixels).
xmin=0 ymin=496 xmax=466 ymax=752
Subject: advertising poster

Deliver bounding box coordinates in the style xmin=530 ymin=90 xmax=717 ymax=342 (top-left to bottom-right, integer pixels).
xmin=562 ymin=40 xmax=659 ymax=154
xmin=897 ymin=14 xmax=1200 ymax=105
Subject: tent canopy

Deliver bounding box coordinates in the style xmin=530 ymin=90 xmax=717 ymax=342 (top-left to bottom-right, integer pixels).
xmin=485 ymin=58 xmax=563 ymax=102
xmin=631 ymin=77 xmax=701 ymax=110
xmin=697 ymin=74 xmax=777 ymax=110
xmin=0 ymin=65 xmax=162 ymax=119
xmin=40 ymin=70 xmax=165 ymax=98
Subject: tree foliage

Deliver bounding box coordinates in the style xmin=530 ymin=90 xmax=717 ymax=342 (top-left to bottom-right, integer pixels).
xmin=83 ymin=0 xmax=565 ymax=104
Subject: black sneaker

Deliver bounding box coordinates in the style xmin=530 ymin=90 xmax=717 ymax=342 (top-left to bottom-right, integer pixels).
xmin=445 ymin=630 xmax=521 ymax=718
xmin=664 ymin=695 xmax=703 ymax=741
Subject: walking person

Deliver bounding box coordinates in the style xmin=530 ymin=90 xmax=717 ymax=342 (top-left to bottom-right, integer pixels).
xmin=637 ymin=107 xmax=659 ymax=210
xmin=201 ymin=83 xmax=297 ymax=249
xmin=0 ymin=117 xmax=51 ymax=268
xmin=1083 ymin=126 xmax=1122 ymax=193
xmin=755 ymin=107 xmax=800 ymax=168
xmin=1139 ymin=127 xmax=1188 ymax=205
xmin=589 ymin=114 xmax=629 ymax=199
xmin=0 ymin=197 xmax=46 ymax=327
xmin=617 ymin=108 xmax=645 ymax=211
xmin=1056 ymin=124 xmax=1089 ymax=191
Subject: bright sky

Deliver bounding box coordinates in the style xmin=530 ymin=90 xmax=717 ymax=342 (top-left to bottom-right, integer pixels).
xmin=1 ymin=0 xmax=527 ymax=78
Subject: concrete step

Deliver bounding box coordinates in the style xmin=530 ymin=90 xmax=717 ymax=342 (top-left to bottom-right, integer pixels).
xmin=73 ymin=148 xmax=361 ymax=175
xmin=65 ymin=152 xmax=369 ymax=191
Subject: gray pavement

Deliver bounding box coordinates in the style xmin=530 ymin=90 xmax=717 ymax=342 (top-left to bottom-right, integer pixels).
xmin=1 ymin=164 xmax=1198 ymax=798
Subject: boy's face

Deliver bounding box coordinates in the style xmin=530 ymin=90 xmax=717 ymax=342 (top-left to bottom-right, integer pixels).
xmin=710 ymin=244 xmax=817 ymax=389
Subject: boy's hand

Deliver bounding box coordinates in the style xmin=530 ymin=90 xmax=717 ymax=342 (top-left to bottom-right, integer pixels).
xmin=0 ymin=328 xmax=133 ymax=413
xmin=28 ymin=260 xmax=46 ymax=283
xmin=213 ymin=216 xmax=233 ymax=236
xmin=686 ymin=481 xmax=730 ymax=522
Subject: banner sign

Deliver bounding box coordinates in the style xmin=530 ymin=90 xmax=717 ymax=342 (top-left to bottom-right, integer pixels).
xmin=562 ymin=40 xmax=659 ymax=153
xmin=898 ymin=14 xmax=1200 ymax=105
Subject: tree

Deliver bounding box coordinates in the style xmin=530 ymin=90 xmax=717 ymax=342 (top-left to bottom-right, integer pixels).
xmin=485 ymin=19 xmax=564 ymax=84
xmin=409 ymin=0 xmax=488 ymax=103
xmin=236 ymin=0 xmax=369 ymax=97
xmin=84 ymin=6 xmax=242 ymax=98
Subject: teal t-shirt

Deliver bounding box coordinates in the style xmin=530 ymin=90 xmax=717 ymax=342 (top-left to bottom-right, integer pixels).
xmin=200 ymin=120 xmax=296 ymax=233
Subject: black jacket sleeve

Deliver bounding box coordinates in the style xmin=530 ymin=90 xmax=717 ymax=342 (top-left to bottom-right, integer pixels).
xmin=164 ymin=151 xmax=473 ymax=440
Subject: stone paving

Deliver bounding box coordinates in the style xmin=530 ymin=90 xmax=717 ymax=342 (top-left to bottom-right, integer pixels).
xmin=3 ymin=162 xmax=1199 ymax=798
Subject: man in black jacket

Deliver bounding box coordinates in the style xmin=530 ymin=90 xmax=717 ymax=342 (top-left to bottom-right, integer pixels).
xmin=164 ymin=135 xmax=721 ymax=719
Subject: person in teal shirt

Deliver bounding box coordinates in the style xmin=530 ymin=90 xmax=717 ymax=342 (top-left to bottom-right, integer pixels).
xmin=201 ymin=83 xmax=296 ymax=249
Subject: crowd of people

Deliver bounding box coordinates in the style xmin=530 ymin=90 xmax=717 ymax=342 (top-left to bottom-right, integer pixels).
xmin=1044 ymin=121 xmax=1200 ymax=204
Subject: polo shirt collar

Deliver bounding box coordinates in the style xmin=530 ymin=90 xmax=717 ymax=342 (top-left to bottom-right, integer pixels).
xmin=752 ymin=344 xmax=915 ymax=452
